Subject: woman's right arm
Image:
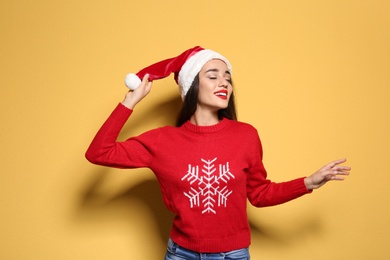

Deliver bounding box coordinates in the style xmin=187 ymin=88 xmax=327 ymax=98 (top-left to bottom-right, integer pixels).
xmin=85 ymin=74 xmax=154 ymax=168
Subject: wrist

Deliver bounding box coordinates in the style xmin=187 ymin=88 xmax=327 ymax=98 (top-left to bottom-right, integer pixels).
xmin=121 ymin=98 xmax=136 ymax=110
xmin=121 ymin=102 xmax=133 ymax=109
xmin=304 ymin=177 xmax=313 ymax=190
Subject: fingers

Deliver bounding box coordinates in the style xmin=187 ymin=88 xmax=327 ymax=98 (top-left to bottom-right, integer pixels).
xmin=140 ymin=74 xmax=152 ymax=92
xmin=326 ymin=158 xmax=347 ymax=169
xmin=331 ymin=169 xmax=349 ymax=177
xmin=324 ymin=158 xmax=351 ymax=181
xmin=330 ymin=175 xmax=346 ymax=181
xmin=333 ymin=166 xmax=351 ymax=173
xmin=141 ymin=73 xmax=150 ymax=84
xmin=332 ymin=169 xmax=350 ymax=175
xmin=328 ymin=165 xmax=350 ymax=182
xmin=130 ymin=74 xmax=151 ymax=90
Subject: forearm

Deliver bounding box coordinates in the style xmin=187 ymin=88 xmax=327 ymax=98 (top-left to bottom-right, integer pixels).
xmin=85 ymin=103 xmax=132 ymax=165
xmin=248 ymin=177 xmax=311 ymax=207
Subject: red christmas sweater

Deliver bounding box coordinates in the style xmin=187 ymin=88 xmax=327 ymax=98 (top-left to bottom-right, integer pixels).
xmin=85 ymin=103 xmax=311 ymax=253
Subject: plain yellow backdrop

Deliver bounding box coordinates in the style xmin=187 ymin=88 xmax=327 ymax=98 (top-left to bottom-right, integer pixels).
xmin=1 ymin=0 xmax=389 ymax=259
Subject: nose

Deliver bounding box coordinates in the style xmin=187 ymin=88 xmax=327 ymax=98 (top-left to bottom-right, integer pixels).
xmin=219 ymin=78 xmax=229 ymax=88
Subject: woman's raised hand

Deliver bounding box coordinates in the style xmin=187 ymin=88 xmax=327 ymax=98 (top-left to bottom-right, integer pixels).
xmin=304 ymin=158 xmax=351 ymax=190
xmin=122 ymin=74 xmax=153 ymax=109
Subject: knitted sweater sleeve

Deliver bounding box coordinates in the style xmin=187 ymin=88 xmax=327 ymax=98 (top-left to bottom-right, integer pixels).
xmin=85 ymin=103 xmax=156 ymax=169
xmin=245 ymin=127 xmax=311 ymax=207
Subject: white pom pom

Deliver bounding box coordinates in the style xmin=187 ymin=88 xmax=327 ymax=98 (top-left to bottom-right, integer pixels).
xmin=124 ymin=73 xmax=141 ymax=90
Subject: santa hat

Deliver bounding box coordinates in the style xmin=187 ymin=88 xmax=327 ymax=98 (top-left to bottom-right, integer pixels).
xmin=124 ymin=46 xmax=232 ymax=100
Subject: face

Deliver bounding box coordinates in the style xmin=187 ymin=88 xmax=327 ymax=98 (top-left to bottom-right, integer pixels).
xmin=197 ymin=59 xmax=232 ymax=113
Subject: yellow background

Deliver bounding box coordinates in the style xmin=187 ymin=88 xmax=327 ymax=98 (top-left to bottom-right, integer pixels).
xmin=1 ymin=0 xmax=389 ymax=259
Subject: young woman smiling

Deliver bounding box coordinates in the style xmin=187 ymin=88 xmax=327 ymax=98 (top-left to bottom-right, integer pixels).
xmin=86 ymin=46 xmax=350 ymax=260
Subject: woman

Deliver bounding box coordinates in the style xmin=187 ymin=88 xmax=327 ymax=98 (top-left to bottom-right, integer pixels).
xmin=86 ymin=46 xmax=350 ymax=259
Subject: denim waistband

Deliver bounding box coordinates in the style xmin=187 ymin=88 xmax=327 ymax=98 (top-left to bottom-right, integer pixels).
xmin=165 ymin=238 xmax=250 ymax=260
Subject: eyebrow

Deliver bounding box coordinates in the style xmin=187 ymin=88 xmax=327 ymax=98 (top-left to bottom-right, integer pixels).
xmin=205 ymin=68 xmax=231 ymax=75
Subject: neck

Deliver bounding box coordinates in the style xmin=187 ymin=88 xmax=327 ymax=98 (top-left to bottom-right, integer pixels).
xmin=190 ymin=109 xmax=219 ymax=126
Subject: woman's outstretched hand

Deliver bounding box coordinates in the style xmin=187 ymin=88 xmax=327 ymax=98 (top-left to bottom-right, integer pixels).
xmin=122 ymin=74 xmax=153 ymax=109
xmin=304 ymin=158 xmax=351 ymax=190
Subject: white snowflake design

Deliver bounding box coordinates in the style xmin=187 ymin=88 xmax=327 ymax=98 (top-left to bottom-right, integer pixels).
xmin=181 ymin=158 xmax=235 ymax=214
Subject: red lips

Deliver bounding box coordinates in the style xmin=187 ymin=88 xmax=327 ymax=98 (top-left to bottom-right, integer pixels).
xmin=214 ymin=90 xmax=228 ymax=100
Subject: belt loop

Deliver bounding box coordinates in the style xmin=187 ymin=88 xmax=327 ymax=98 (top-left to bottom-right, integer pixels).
xmin=167 ymin=238 xmax=177 ymax=253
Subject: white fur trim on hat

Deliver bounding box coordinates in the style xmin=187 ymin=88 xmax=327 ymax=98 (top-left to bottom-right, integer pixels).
xmin=177 ymin=49 xmax=232 ymax=100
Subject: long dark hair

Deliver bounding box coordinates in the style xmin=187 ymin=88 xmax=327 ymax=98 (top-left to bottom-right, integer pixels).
xmin=176 ymin=75 xmax=237 ymax=126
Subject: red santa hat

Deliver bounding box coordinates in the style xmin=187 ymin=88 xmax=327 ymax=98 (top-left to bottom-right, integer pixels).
xmin=124 ymin=46 xmax=232 ymax=100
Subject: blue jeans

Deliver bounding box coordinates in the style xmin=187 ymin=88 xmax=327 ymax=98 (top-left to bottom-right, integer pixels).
xmin=165 ymin=238 xmax=250 ymax=260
